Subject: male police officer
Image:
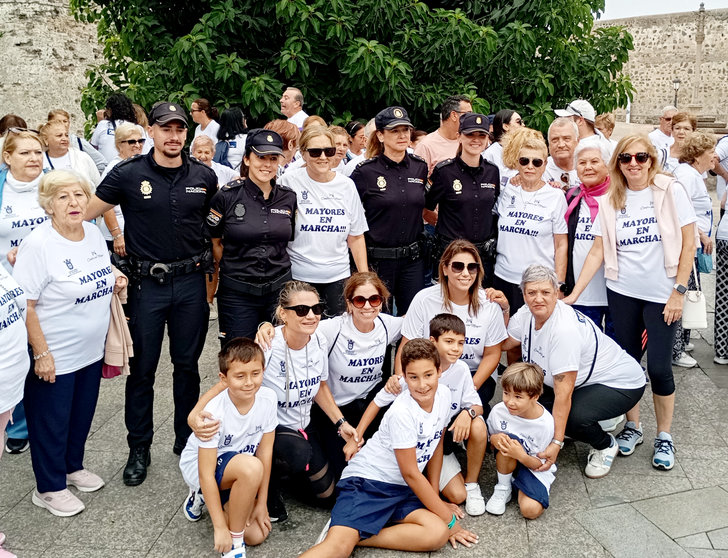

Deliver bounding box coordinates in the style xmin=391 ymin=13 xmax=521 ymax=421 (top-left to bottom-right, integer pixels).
xmin=86 ymin=103 xmax=217 ymax=486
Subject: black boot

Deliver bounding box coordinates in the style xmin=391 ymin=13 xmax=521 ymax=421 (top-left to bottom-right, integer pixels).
xmin=123 ymin=446 xmax=151 ymax=486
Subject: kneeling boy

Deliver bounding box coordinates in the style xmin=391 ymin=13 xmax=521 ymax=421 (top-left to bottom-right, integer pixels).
xmin=179 ymin=338 xmax=277 ymax=558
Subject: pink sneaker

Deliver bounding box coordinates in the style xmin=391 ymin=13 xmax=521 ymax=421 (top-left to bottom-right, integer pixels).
xmin=0 ymin=532 xmax=15 ymax=558
xmin=67 ymin=469 xmax=105 ymax=493
xmin=32 ymin=489 xmax=85 ymax=517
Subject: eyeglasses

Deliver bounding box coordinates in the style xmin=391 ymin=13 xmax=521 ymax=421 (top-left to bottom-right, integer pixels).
xmin=121 ymin=139 xmax=146 ymax=146
xmin=449 ymin=261 xmax=479 ymax=274
xmin=350 ymin=295 xmax=384 ymax=308
xmin=617 ymin=152 xmax=650 ymax=164
xmin=518 ymin=157 xmax=544 ymax=167
xmin=5 ymin=127 xmax=40 ymax=136
xmin=284 ymin=303 xmax=325 ymax=317
xmin=513 ymin=118 xmax=524 ymax=125
xmin=566 ymin=104 xmax=583 ymax=117
xmin=190 ymin=108 xmax=202 ymax=113
xmin=661 ymin=116 xmax=673 ymax=122
xmin=305 ymin=147 xmax=337 ymax=158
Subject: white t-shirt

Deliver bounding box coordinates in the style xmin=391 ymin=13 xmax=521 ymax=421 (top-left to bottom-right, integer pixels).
xmin=542 ymin=158 xmax=579 ymax=191
xmin=483 ymin=142 xmax=517 ymax=188
xmin=288 ymin=110 xmax=309 ymax=130
xmin=91 ymin=120 xmax=127 ymax=162
xmin=375 ymin=359 xmax=481 ymax=422
xmin=222 ymin=134 xmax=247 ymax=171
xmin=97 ymin=156 xmax=125 ymax=241
xmin=664 ymin=155 xmax=680 ymax=175
xmin=46 ymin=152 xmax=71 ymax=171
xmin=343 ymin=153 xmax=366 ymax=177
xmin=648 ymin=128 xmax=674 ymax=153
xmin=342 ymin=385 xmax=451 ymax=486
xmin=591 ymin=185 xmax=696 ymax=303
xmin=718 ymin=212 xmax=728 ymax=242
xmin=262 ymin=326 xmax=329 ymax=430
xmin=572 ymin=199 xmax=607 ymax=306
xmin=280 ymin=168 xmax=368 ymax=283
xmin=716 ymin=137 xmax=728 ymax=203
xmin=43 ymin=149 xmax=101 ymax=188
xmin=317 ymin=313 xmax=403 ymax=406
xmin=0 ymin=264 xmax=29 ymax=414
xmin=674 ymin=164 xmax=712 ymax=235
xmin=194 ymin=120 xmax=220 ymax=145
xmin=211 ymin=161 xmax=238 ymax=187
xmin=13 ymin=221 xmax=113 ymax=375
xmin=402 ymin=285 xmax=507 ymax=373
xmin=507 ymin=301 xmax=647 ymax=390
xmin=179 ymin=386 xmax=278 ymax=490
xmin=495 ymin=182 xmax=568 ymax=284
xmin=0 ymin=172 xmax=48 ymax=274
xmin=486 ymin=401 xmax=556 ymax=491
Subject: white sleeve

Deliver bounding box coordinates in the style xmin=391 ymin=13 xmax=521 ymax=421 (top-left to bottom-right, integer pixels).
xmin=261 ymin=390 xmax=279 ymax=433
xmin=197 ymin=398 xmax=222 ymax=449
xmin=372 ymin=380 xmax=401 ymax=408
xmin=317 ymin=332 xmax=330 ymax=382
xmin=460 ymin=374 xmax=482 ymax=408
xmin=388 ymin=404 xmax=419 ymax=450
xmin=90 ymin=122 xmax=105 ymax=149
xmin=506 ymin=305 xmax=529 ymax=344
xmin=401 ymin=292 xmax=427 ymax=340
xmin=481 ymin=303 xmax=508 ymax=346
xmin=591 ymin=211 xmax=602 ymax=237
xmin=12 ymin=234 xmax=48 ymax=300
xmin=547 ymin=321 xmax=581 ymax=375
xmin=379 ymin=314 xmax=404 ymax=344
xmin=552 ymin=193 xmax=568 ymax=234
xmin=316 ymin=316 xmax=342 ymax=348
xmin=81 ymin=151 xmax=101 ymax=187
xmin=347 ymin=184 xmax=369 ymax=236
xmin=672 ymin=182 xmax=698 ymax=227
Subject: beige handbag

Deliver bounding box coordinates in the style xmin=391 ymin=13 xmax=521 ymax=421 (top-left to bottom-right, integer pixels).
xmin=682 ymin=262 xmax=707 ymax=330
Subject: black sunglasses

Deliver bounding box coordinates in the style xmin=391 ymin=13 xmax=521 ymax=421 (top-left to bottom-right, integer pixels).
xmin=350 ymin=295 xmax=383 ymax=308
xmin=566 ymin=104 xmax=583 ymax=117
xmin=518 ymin=157 xmax=544 ymax=168
xmin=284 ymin=303 xmax=325 ymax=317
xmin=121 ymin=139 xmax=146 ymax=146
xmin=617 ymin=152 xmax=650 ymax=164
xmin=5 ymin=127 xmax=40 ymax=135
xmin=450 ymin=261 xmax=479 ymax=274
xmin=306 ymin=147 xmax=337 ymax=158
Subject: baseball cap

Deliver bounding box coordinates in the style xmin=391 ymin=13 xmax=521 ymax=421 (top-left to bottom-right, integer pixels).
xmin=459 ymin=113 xmax=490 ymax=134
xmin=149 ymin=103 xmax=188 ymax=127
xmin=246 ymin=128 xmax=284 ymax=156
xmin=375 ymin=106 xmax=413 ymax=130
xmin=555 ymin=100 xmax=596 ymax=123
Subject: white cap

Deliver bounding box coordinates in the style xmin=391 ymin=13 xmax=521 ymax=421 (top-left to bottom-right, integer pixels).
xmin=555 ymin=100 xmax=596 ymax=123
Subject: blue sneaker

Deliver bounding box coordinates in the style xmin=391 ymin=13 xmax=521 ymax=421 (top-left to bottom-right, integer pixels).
xmin=616 ymin=422 xmax=643 ymax=456
xmin=222 ymin=542 xmax=246 ymax=558
xmin=183 ymin=488 xmax=205 ymax=521
xmin=652 ymin=432 xmax=676 ymax=470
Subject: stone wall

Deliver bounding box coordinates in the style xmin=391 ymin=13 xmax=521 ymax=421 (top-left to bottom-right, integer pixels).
xmin=0 ymin=0 xmax=101 ymax=133
xmin=595 ymin=7 xmax=728 ymax=125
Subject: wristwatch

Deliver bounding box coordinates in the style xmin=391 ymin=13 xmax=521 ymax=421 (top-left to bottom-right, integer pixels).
xmin=673 ymin=283 xmax=687 ymax=295
xmin=551 ymin=438 xmax=565 ymax=448
xmin=465 ymin=408 xmax=477 ymax=420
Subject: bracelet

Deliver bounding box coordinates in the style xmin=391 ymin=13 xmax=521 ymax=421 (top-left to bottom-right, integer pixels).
xmin=335 ymin=417 xmax=347 ymax=429
xmin=502 ymin=306 xmax=510 ymax=315
xmin=257 ymin=321 xmax=271 ymax=331
xmin=110 ymin=226 xmax=120 ymax=233
xmin=551 ymin=438 xmax=565 ymax=448
xmin=33 ymin=349 xmax=51 ymax=360
xmin=447 ymin=513 xmax=457 ymax=529
xmin=113 ymin=233 xmax=123 ymax=241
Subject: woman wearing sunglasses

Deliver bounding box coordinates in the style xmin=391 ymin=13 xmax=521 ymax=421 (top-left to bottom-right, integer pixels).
xmin=565 ymin=135 xmax=696 ymax=471
xmin=398 ymin=239 xmax=508 ymax=412
xmin=279 ymin=126 xmax=368 ymax=316
xmin=257 ymin=271 xmax=403 ymax=478
xmin=426 ymin=113 xmax=501 ymax=286
xmin=96 ymin=122 xmax=146 ymax=255
xmin=494 ymin=129 xmax=568 ymax=314
xmin=350 ymin=107 xmax=428 ymax=315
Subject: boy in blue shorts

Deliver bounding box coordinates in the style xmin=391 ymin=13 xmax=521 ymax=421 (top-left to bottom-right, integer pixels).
xmin=300 ymin=339 xmax=478 ymax=558
xmin=179 ymin=338 xmax=278 ymax=558
xmin=485 ymin=362 xmax=555 ymax=519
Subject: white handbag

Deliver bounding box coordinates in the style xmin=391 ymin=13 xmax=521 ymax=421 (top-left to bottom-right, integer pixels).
xmin=682 ymin=263 xmax=708 ymax=330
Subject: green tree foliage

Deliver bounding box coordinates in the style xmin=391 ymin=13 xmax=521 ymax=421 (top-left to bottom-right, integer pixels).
xmin=70 ymin=0 xmax=634 ymax=132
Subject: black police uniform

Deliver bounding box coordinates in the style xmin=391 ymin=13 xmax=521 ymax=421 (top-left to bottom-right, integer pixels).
xmin=426 ymin=155 xmax=501 ymax=284
xmin=95 ymin=149 xmax=217 ymax=454
xmin=207 ymin=177 xmax=297 ymax=343
xmin=351 ymin=153 xmax=428 ymax=315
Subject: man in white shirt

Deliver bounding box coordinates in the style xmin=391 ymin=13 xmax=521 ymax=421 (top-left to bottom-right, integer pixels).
xmin=280 ymin=87 xmax=309 ymax=130
xmin=648 ymin=106 xmax=677 ymax=153
xmin=542 ymin=117 xmax=579 ymax=191
xmin=414 ymin=95 xmax=472 ymax=175
xmin=555 ymin=99 xmax=613 ymax=158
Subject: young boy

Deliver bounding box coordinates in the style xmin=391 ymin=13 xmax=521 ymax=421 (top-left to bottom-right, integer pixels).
xmin=300 ymin=339 xmax=478 ymax=558
xmin=485 ymin=362 xmax=555 ymax=519
xmin=178 ymin=338 xmax=278 ymax=558
xmin=348 ymin=314 xmax=488 ymax=516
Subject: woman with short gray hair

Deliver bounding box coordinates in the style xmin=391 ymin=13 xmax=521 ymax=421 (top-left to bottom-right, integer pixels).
xmin=502 ymin=265 xmax=646 ymax=479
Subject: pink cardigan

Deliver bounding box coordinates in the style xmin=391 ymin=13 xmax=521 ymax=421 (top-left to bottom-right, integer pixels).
xmin=103 ymin=267 xmax=133 ymax=378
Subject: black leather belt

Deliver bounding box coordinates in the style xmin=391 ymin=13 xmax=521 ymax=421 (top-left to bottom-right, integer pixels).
xmin=132 ymin=253 xmax=205 ymax=285
xmin=367 ymin=240 xmax=420 ymax=260
xmin=220 ymin=270 xmax=292 ymax=297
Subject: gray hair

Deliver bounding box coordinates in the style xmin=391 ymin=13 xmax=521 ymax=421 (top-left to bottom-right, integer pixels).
xmin=661 ymin=105 xmax=678 ymax=116
xmin=573 ymin=138 xmax=611 ymax=168
xmin=548 ymin=117 xmax=578 ymax=141
xmin=364 ymin=118 xmax=376 ymax=137
xmin=38 ymin=170 xmax=92 ymax=213
xmin=191 ymin=134 xmax=215 ymax=153
xmin=520 ymin=264 xmax=559 ymax=292
xmin=287 ymin=87 xmax=304 ymax=107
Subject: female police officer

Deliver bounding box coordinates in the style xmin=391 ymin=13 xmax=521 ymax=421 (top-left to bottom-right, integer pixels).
xmin=426 ymin=113 xmax=501 ymax=285
xmin=206 ymin=129 xmax=297 ymax=344
xmin=350 ymin=107 xmax=428 ymax=315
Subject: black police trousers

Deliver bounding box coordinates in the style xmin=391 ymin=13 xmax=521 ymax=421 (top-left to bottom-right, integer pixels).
xmin=369 ymin=255 xmax=425 ymax=316
xmin=125 ymin=272 xmax=209 ymax=448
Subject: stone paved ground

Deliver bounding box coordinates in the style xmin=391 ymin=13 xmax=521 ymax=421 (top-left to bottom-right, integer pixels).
xmin=3 ymin=192 xmax=728 ymax=557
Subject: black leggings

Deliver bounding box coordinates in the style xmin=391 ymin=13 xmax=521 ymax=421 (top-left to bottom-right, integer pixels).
xmin=607 ymin=289 xmax=677 ymax=396
xmin=493 ymin=275 xmax=525 ymax=317
xmin=540 ymin=383 xmax=645 ymax=450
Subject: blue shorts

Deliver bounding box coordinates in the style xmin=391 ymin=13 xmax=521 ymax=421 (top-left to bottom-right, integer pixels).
xmin=214 ymin=451 xmax=239 ymax=507
xmin=331 ymin=477 xmax=424 ymax=539
xmin=513 ymin=464 xmax=549 ymax=509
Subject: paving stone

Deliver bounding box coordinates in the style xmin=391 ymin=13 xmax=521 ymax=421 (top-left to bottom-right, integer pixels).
xmin=41 ymin=547 xmax=141 ymax=558
xmin=708 ymin=527 xmax=728 ymax=550
xmin=687 ymin=551 xmax=728 ymax=558
xmin=528 ymin=513 xmax=610 ymax=557
xmin=676 ymin=533 xmax=713 ymax=550
xmin=0 ymin=497 xmax=73 ymax=554
xmin=633 ymin=487 xmax=728 ymax=539
xmin=577 ymin=503 xmax=689 ymax=557
xmin=585 ymin=471 xmax=693 ymax=508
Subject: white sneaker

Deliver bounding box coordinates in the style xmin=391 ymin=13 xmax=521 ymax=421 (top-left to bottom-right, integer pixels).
xmin=465 ymin=483 xmax=486 ymax=516
xmin=714 ymin=356 xmax=728 ymax=365
xmin=598 ymin=415 xmax=624 ymax=433
xmin=584 ymin=435 xmax=619 ymax=479
xmin=32 ymin=489 xmax=85 ymax=517
xmin=485 ymin=484 xmax=511 ymax=515
xmin=672 ymin=351 xmax=697 ymax=368
xmin=221 ymin=542 xmax=246 ymax=558
xmin=183 ymin=488 xmax=206 ymax=522
xmin=66 ymin=469 xmax=105 ymax=493
xmin=209 ymin=302 xmax=218 ymax=321
xmin=685 ymin=342 xmax=695 ymax=352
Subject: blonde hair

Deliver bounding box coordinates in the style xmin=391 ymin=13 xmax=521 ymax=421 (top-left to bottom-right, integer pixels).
xmin=47 ymin=109 xmax=71 ymax=123
xmin=3 ymin=130 xmax=43 ymax=160
xmin=680 ymin=132 xmax=716 ymax=165
xmin=299 ymin=125 xmax=334 ymax=152
xmin=39 ymin=121 xmax=68 ymax=147
xmin=607 ymin=134 xmax=664 ymax=210
xmin=502 ymin=127 xmax=546 ymax=169
xmin=303 ymin=115 xmax=327 ymax=129
xmin=594 ymin=113 xmax=615 ymax=133
xmin=37 ymin=170 xmax=92 ymax=213
xmin=275 ymin=280 xmax=320 ymax=324
xmin=114 ymin=122 xmax=145 ymax=148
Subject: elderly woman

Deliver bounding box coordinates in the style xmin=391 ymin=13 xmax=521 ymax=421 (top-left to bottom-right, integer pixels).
xmin=47 ymin=109 xmax=107 ymax=174
xmin=190 ymin=135 xmax=238 ymax=187
xmin=344 ymin=121 xmax=367 ymax=163
xmin=565 ymin=134 xmax=696 ymax=470
xmin=483 ymin=109 xmax=524 ymax=187
xmin=190 ymin=98 xmax=220 ymax=144
xmin=13 ymin=170 xmax=125 ymax=517
xmin=494 ymin=128 xmax=568 ymax=314
xmin=663 ymin=112 xmax=697 ymax=173
xmin=329 ymin=126 xmax=350 ymax=172
xmin=90 ymin=93 xmax=138 ymax=162
xmin=279 ymin=126 xmax=368 ymax=316
xmin=670 ymin=132 xmax=717 ymax=367
xmin=40 ymin=121 xmax=100 ymax=187
xmin=502 ymin=265 xmax=646 ymax=478
xmin=350 ymin=107 xmax=427 ymax=315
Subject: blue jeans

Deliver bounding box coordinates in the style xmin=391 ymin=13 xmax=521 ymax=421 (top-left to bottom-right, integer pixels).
xmin=5 ymin=400 xmax=28 ymax=439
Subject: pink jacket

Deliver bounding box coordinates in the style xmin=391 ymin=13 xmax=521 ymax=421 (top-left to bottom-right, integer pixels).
xmin=103 ymin=267 xmax=133 ymax=377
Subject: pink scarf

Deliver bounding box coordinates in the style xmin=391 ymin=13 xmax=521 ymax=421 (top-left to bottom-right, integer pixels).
xmin=564 ymin=176 xmax=610 ymax=224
